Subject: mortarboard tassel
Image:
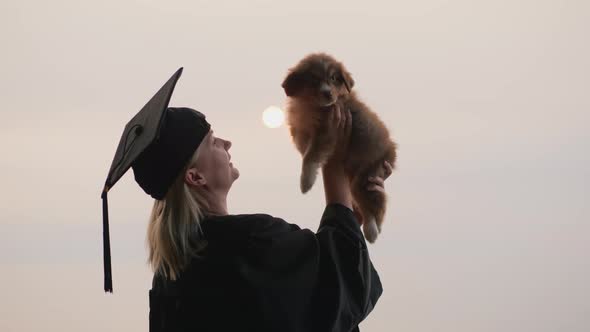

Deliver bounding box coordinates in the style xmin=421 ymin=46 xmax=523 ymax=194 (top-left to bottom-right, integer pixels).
xmin=102 ymin=187 xmax=113 ymax=293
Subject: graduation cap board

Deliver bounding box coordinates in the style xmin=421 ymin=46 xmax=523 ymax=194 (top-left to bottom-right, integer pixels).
xmin=101 ymin=68 xmax=211 ymax=292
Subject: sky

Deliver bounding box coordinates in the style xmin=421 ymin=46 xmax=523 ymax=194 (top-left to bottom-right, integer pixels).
xmin=1 ymin=0 xmax=589 ymax=331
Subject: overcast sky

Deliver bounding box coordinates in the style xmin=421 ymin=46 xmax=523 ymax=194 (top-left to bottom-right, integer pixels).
xmin=1 ymin=0 xmax=589 ymax=331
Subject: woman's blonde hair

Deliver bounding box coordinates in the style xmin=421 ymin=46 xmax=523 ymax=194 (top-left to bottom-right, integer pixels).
xmin=146 ymin=149 xmax=209 ymax=280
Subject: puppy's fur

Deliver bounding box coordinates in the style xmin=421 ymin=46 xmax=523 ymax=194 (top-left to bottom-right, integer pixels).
xmin=282 ymin=53 xmax=397 ymax=243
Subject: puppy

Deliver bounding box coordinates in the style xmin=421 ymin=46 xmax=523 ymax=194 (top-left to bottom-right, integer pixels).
xmin=282 ymin=53 xmax=397 ymax=243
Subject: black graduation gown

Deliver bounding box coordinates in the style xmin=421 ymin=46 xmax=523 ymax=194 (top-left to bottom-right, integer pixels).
xmin=149 ymin=203 xmax=382 ymax=332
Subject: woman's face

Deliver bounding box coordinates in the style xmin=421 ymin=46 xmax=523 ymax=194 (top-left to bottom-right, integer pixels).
xmin=192 ymin=130 xmax=239 ymax=193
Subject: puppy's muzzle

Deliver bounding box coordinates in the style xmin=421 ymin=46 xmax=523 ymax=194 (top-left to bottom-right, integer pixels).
xmin=319 ymin=84 xmax=334 ymax=105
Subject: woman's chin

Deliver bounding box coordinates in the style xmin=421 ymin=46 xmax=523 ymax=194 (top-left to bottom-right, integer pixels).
xmin=231 ymin=165 xmax=240 ymax=180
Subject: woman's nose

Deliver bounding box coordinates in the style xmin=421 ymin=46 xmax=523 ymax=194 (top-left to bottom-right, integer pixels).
xmin=224 ymin=139 xmax=232 ymax=150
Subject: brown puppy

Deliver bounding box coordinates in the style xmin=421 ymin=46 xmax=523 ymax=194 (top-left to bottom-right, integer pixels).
xmin=282 ymin=53 xmax=397 ymax=243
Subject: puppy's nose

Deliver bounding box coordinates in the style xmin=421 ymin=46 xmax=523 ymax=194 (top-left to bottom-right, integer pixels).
xmin=322 ymin=90 xmax=332 ymax=99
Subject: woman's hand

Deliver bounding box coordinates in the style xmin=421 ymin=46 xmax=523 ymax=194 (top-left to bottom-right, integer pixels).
xmin=353 ymin=160 xmax=394 ymax=225
xmin=366 ymin=160 xmax=394 ymax=193
xmin=322 ymin=104 xmax=353 ymax=210
xmin=324 ymin=104 xmax=352 ymax=167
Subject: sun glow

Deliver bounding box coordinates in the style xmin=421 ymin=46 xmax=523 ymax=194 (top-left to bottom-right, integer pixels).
xmin=262 ymin=106 xmax=285 ymax=128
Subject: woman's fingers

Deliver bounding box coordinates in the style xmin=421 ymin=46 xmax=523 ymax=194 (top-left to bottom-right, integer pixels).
xmin=340 ymin=106 xmax=346 ymax=129
xmin=331 ymin=105 xmax=351 ymax=140
xmin=367 ymin=176 xmax=385 ymax=193
xmin=366 ymin=184 xmax=385 ymax=193
xmin=330 ymin=104 xmax=337 ymax=124
xmin=343 ymin=108 xmax=352 ymax=138
xmin=329 ymin=104 xmax=346 ymax=131
xmin=366 ymin=160 xmax=393 ymax=193
xmin=368 ymin=176 xmax=384 ymax=186
xmin=336 ymin=107 xmax=351 ymax=150
xmin=334 ymin=104 xmax=342 ymax=128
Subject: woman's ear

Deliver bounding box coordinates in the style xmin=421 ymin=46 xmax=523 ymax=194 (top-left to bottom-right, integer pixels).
xmin=281 ymin=70 xmax=304 ymax=97
xmin=185 ymin=167 xmax=206 ymax=188
xmin=341 ymin=69 xmax=355 ymax=93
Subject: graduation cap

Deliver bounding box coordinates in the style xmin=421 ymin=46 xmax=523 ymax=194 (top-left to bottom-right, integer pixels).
xmin=101 ymin=68 xmax=210 ymax=292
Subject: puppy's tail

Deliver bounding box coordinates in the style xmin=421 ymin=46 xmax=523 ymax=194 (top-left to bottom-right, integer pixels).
xmin=363 ymin=217 xmax=379 ymax=243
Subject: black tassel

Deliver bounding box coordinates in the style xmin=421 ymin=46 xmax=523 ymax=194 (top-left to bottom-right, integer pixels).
xmin=102 ymin=189 xmax=113 ymax=293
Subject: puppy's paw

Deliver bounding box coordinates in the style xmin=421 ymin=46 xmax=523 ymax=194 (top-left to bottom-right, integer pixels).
xmin=363 ymin=217 xmax=380 ymax=243
xmin=300 ymin=163 xmax=318 ymax=193
xmin=300 ymin=171 xmax=317 ymax=193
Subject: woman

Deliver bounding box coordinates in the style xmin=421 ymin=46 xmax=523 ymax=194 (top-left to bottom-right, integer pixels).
xmin=140 ymin=104 xmax=392 ymax=332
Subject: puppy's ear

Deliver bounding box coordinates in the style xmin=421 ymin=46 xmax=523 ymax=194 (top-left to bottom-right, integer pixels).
xmin=282 ymin=71 xmax=304 ymax=97
xmin=341 ymin=70 xmax=355 ymax=92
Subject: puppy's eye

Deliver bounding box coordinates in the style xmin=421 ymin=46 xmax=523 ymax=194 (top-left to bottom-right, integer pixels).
xmin=330 ymin=74 xmax=338 ymax=82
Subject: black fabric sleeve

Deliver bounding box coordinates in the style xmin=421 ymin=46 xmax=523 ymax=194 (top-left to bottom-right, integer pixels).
xmin=239 ymin=204 xmax=383 ymax=332
xmin=312 ymin=203 xmax=383 ymax=332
